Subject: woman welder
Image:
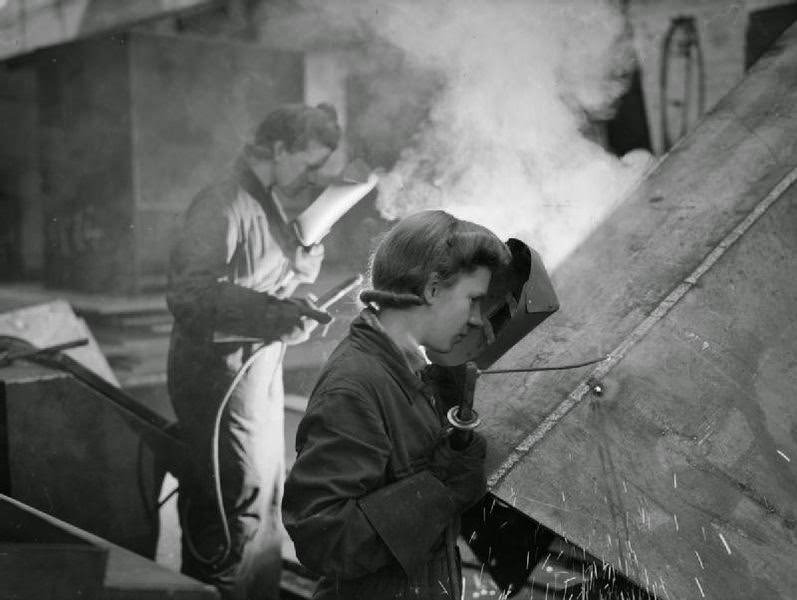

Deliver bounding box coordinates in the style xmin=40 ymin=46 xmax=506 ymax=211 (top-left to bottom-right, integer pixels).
xmin=282 ymin=210 xmax=512 ymax=599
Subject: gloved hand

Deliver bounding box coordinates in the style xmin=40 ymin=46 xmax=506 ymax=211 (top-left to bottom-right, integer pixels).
xmin=290 ymin=297 xmax=332 ymax=325
xmin=280 ymin=297 xmax=333 ymax=345
xmin=292 ymin=243 xmax=324 ymax=284
xmin=281 ymin=317 xmax=317 ymax=346
xmin=428 ymin=431 xmax=487 ymax=512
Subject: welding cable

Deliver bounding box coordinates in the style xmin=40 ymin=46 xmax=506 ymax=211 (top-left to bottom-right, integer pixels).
xmin=478 ymin=355 xmax=608 ymax=375
xmin=180 ymin=343 xmax=272 ymax=568
xmin=181 ymin=287 xmax=349 ymax=567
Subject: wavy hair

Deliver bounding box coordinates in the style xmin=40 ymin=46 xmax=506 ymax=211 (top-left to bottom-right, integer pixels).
xmin=250 ymin=103 xmax=341 ymax=156
xmin=360 ymin=210 xmax=511 ymax=308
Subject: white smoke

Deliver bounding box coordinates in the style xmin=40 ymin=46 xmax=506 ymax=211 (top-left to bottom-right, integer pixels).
xmin=260 ymin=0 xmax=655 ymax=268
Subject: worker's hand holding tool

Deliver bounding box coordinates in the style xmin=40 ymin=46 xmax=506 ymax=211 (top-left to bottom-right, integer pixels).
xmin=280 ymin=317 xmax=319 ymax=346
xmin=291 ymin=295 xmax=332 ymax=324
xmin=292 ymin=243 xmax=325 ymax=284
xmin=281 ymin=296 xmax=332 ymax=346
xmin=428 ymin=431 xmax=487 ymax=512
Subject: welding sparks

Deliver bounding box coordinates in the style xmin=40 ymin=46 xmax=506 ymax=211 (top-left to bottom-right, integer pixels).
xmin=776 ymin=449 xmax=791 ymax=462
xmin=718 ymin=532 xmax=733 ymax=555
xmin=673 ymin=514 xmax=679 ymax=532
xmin=659 ymin=577 xmax=672 ymax=600
xmin=672 ymin=472 xmax=677 ymax=489
xmin=541 ymin=554 xmax=551 ymax=572
xmin=694 ymin=550 xmax=705 ymax=569
xmin=694 ymin=577 xmax=706 ymax=597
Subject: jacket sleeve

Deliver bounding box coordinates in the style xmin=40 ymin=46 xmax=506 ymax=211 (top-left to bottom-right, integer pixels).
xmin=167 ymin=192 xmax=302 ymax=341
xmin=282 ymin=388 xmax=458 ymax=579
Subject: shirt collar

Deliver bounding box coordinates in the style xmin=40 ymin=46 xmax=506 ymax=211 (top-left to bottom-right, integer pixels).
xmin=360 ymin=309 xmax=429 ymax=378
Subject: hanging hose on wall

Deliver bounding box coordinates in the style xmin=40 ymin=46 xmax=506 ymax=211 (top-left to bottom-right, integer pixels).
xmin=660 ymin=15 xmax=706 ymax=152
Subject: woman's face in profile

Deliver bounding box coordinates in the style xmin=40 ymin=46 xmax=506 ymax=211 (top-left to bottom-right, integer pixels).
xmin=422 ymin=266 xmax=491 ymax=354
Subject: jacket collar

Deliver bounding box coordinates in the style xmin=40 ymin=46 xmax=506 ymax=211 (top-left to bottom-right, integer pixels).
xmin=349 ymin=309 xmax=430 ymax=401
xmin=235 ymin=158 xmax=295 ymax=252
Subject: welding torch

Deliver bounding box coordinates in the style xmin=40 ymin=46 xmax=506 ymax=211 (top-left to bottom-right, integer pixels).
xmin=446 ymin=355 xmax=608 ymax=450
xmin=213 ymin=274 xmax=363 ymax=343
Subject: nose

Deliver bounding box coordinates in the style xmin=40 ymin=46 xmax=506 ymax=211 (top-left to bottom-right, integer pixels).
xmin=468 ymin=303 xmax=484 ymax=328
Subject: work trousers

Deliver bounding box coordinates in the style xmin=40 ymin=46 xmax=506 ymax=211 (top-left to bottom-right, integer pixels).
xmin=170 ymin=338 xmax=286 ymax=600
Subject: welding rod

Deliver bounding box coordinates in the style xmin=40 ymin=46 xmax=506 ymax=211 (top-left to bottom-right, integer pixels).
xmin=315 ymin=273 xmax=364 ymax=311
xmin=478 ymin=355 xmax=608 ymax=375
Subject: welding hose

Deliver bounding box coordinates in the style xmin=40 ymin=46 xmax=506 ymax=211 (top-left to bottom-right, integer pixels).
xmin=182 ymin=283 xmax=354 ymax=568
xmin=180 ymin=343 xmax=273 ymax=568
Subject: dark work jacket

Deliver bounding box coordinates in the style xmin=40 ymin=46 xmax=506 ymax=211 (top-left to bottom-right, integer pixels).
xmin=283 ymin=310 xmax=463 ymax=600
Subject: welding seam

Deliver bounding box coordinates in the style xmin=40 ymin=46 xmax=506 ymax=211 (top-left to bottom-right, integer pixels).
xmin=488 ymin=164 xmax=797 ymax=490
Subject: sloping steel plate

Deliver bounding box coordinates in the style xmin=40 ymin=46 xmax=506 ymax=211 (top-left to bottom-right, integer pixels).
xmin=479 ymin=23 xmax=797 ymax=600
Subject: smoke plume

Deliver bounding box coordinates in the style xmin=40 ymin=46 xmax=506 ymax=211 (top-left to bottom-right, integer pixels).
xmin=260 ymin=0 xmax=654 ymax=268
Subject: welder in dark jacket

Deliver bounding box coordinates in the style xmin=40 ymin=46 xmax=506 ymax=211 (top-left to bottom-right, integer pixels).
xmin=167 ymin=103 xmax=341 ymax=600
xmin=283 ymin=210 xmax=512 ymax=599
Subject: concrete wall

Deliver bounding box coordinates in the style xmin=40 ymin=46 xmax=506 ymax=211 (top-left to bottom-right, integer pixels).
xmin=15 ymin=29 xmax=303 ymax=293
xmin=0 ymin=62 xmax=41 ymax=278
xmin=37 ymin=35 xmax=136 ymax=293
xmin=0 ymin=0 xmax=214 ymax=61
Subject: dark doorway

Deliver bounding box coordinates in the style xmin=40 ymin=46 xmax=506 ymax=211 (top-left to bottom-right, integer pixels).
xmin=606 ymin=68 xmax=652 ymax=156
xmin=746 ymin=4 xmax=797 ymax=69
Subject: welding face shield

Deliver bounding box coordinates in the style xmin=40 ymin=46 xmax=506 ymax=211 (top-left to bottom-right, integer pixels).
xmin=268 ymin=158 xmax=376 ymax=247
xmin=426 ymin=238 xmax=559 ymax=369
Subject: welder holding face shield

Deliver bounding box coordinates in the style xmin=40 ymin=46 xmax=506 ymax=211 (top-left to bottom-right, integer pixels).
xmin=166 ymin=103 xmax=340 ymax=600
xmin=282 ymin=210 xmax=512 ymax=600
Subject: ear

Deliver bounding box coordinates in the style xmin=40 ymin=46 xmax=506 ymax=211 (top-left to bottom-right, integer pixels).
xmin=423 ymin=273 xmax=441 ymax=304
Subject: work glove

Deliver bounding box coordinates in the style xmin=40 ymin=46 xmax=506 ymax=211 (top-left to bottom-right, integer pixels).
xmin=428 ymin=431 xmax=487 ymax=513
xmin=280 ymin=317 xmax=317 ymax=346
xmin=291 ymin=296 xmax=332 ymax=324
xmin=280 ymin=297 xmax=332 ymax=346
xmin=292 ymin=243 xmax=324 ymax=284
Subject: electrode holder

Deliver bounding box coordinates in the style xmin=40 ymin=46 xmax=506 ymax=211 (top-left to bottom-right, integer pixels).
xmin=447 ymin=406 xmax=482 ymax=431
